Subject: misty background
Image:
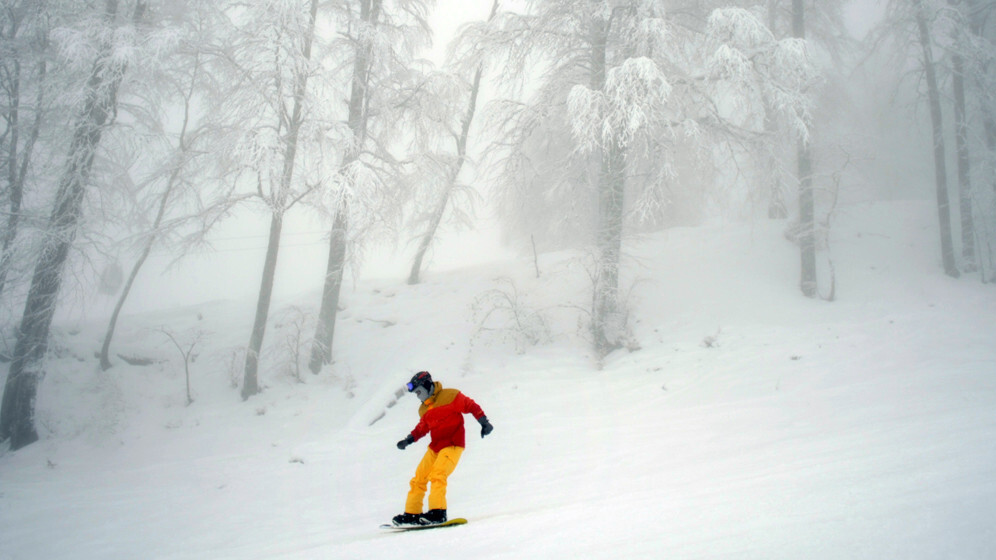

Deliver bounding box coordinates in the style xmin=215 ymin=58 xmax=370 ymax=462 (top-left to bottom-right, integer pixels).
xmin=0 ymin=1 xmax=973 ymax=322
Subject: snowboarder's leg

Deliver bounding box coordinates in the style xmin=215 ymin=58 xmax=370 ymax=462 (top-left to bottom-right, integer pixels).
xmin=405 ymin=448 xmax=438 ymax=514
xmin=427 ymin=446 xmax=463 ymax=511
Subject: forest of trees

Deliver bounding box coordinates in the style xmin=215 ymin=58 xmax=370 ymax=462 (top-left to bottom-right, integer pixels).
xmin=1 ymin=0 xmax=994 ymax=450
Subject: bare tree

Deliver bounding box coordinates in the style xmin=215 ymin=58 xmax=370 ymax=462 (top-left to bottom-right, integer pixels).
xmin=160 ymin=327 xmax=201 ymax=406
xmin=407 ymin=0 xmax=499 ymax=286
xmin=99 ymin=2 xmax=223 ymax=370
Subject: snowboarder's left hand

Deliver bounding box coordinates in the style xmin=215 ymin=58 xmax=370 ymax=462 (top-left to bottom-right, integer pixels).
xmin=478 ymin=416 xmax=493 ymax=438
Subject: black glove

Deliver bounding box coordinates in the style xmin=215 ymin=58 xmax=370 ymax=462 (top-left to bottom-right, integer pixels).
xmin=397 ymin=434 xmax=415 ymax=450
xmin=478 ymin=416 xmax=493 ymax=438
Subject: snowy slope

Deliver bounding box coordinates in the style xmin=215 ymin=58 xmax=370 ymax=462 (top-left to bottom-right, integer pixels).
xmin=1 ymin=200 xmax=995 ymax=560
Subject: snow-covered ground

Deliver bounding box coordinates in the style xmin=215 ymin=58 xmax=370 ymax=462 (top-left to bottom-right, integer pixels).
xmin=2 ymin=199 xmax=995 ymax=559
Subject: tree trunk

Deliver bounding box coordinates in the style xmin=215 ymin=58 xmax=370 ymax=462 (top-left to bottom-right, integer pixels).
xmin=242 ymin=211 xmax=284 ymax=399
xmin=309 ymin=203 xmax=348 ymax=373
xmin=593 ymin=138 xmax=626 ymax=357
xmin=99 ymin=166 xmax=177 ymax=370
xmin=794 ymin=0 xmax=818 ymax=298
xmin=984 ymin=116 xmax=996 ymax=278
xmin=407 ymin=171 xmax=454 ymax=286
xmin=587 ymin=11 xmax=626 ymax=357
xmin=310 ymin=0 xmax=381 ymax=373
xmin=913 ymin=0 xmax=960 ymax=278
xmin=951 ymin=50 xmax=976 ymax=271
xmin=764 ymin=0 xmax=787 ymax=220
xmin=241 ymin=0 xmax=320 ymax=399
xmin=763 ymin=99 xmax=787 ymax=219
xmin=985 ymin=116 xmax=996 ymax=195
xmin=1 ymin=0 xmax=142 ymax=450
xmin=966 ymin=0 xmax=996 ymax=197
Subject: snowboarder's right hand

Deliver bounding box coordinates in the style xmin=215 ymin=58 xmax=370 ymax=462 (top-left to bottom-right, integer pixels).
xmin=397 ymin=434 xmax=415 ymax=450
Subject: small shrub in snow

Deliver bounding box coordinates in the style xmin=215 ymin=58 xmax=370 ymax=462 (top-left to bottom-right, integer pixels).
xmin=160 ymin=328 xmax=202 ymax=406
xmin=227 ymin=347 xmax=246 ymax=390
xmin=272 ymin=306 xmax=313 ymax=384
xmin=471 ymin=278 xmax=551 ymax=354
xmin=702 ymin=329 xmax=722 ymax=348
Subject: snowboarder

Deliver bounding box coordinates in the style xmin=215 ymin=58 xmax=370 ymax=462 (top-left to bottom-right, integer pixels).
xmin=392 ymin=371 xmax=493 ymax=526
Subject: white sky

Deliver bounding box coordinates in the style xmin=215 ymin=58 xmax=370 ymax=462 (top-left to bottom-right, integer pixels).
xmin=426 ymin=0 xmax=496 ymax=64
xmin=843 ymin=0 xmax=887 ymax=39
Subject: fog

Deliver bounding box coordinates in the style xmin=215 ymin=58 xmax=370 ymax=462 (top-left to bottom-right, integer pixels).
xmin=1 ymin=2 xmax=995 ymax=556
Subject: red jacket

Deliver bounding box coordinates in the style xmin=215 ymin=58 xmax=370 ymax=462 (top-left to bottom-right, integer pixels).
xmin=410 ymin=382 xmax=485 ymax=452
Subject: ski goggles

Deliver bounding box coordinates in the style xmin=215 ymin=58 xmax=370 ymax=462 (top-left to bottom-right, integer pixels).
xmin=406 ymin=371 xmax=431 ymax=392
xmin=407 ymin=380 xmax=432 ymax=402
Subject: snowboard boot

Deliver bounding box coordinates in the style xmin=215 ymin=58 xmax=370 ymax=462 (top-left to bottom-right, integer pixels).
xmin=392 ymin=513 xmax=424 ymax=526
xmin=418 ymin=509 xmax=447 ymax=525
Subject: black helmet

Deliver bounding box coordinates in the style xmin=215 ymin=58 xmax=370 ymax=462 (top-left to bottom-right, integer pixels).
xmin=407 ymin=371 xmax=434 ymax=401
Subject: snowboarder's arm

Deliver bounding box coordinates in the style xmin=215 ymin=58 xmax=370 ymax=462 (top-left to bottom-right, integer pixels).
xmin=398 ymin=418 xmax=426 ymax=450
xmin=458 ymin=393 xmax=492 ymax=438
xmin=410 ymin=415 xmax=430 ymax=442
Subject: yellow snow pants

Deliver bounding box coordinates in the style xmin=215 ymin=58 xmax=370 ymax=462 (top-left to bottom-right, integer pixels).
xmin=405 ymin=446 xmax=464 ymax=513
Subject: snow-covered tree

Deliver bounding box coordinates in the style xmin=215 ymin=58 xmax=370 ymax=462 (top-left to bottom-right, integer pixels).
xmin=483 ymin=1 xmax=815 ymax=357
xmin=953 ymin=0 xmax=996 ymax=279
xmin=207 ymin=0 xmax=329 ymax=399
xmin=963 ymin=0 xmax=996 ymax=280
xmin=968 ymin=0 xmax=996 ymax=202
xmin=732 ymin=0 xmax=849 ymax=297
xmin=0 ymin=0 xmax=62 ymax=310
xmin=915 ymin=0 xmax=959 ymax=277
xmin=876 ymin=0 xmax=960 ymax=278
xmin=791 ymin=0 xmax=818 ymax=297
xmin=947 ymin=0 xmax=976 ymax=271
xmin=308 ymin=0 xmax=433 ymax=374
xmin=1 ymin=0 xmax=149 ymax=450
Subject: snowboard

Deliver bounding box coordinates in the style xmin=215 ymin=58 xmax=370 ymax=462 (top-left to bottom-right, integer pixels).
xmin=380 ymin=518 xmax=468 ymax=532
